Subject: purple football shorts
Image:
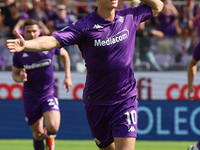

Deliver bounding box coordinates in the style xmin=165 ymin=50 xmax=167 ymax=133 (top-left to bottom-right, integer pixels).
xmin=84 ymin=96 xmax=138 ymax=148
xmin=23 ymin=96 xmax=60 ymax=126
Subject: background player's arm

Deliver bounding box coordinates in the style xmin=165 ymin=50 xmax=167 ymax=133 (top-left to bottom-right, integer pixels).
xmin=38 ymin=21 xmax=50 ymax=36
xmin=187 ymin=57 xmax=198 ymax=100
xmin=12 ymin=19 xmax=25 ymax=36
xmin=59 ymin=47 xmax=72 ymax=92
xmin=12 ymin=66 xmax=27 ymax=83
xmin=141 ymin=0 xmax=164 ymax=16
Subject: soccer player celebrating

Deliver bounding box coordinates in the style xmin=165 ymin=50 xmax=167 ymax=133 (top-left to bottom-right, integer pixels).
xmin=7 ymin=0 xmax=163 ymax=149
xmin=11 ymin=19 xmax=72 ymax=150
xmin=187 ymin=41 xmax=200 ymax=150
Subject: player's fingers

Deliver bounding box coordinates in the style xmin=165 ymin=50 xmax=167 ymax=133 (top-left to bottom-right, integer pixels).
xmin=67 ymin=84 xmax=72 ymax=92
xmin=7 ymin=45 xmax=15 ymax=50
xmin=7 ymin=45 xmax=15 ymax=49
xmin=7 ymin=43 xmax=17 ymax=52
xmin=69 ymin=84 xmax=72 ymax=90
xmin=64 ymin=84 xmax=70 ymax=92
xmin=22 ymin=78 xmax=27 ymax=82
xmin=14 ymin=30 xmax=23 ymax=39
xmin=9 ymin=49 xmax=17 ymax=53
xmin=7 ymin=42 xmax=21 ymax=53
xmin=6 ymin=39 xmax=16 ymax=43
xmin=63 ymin=83 xmax=66 ymax=89
xmin=7 ymin=42 xmax=14 ymax=47
xmin=22 ymin=68 xmax=26 ymax=73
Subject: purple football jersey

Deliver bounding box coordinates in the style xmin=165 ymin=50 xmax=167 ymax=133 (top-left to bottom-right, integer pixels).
xmin=53 ymin=4 xmax=152 ymax=105
xmin=13 ymin=48 xmax=61 ymax=101
xmin=193 ymin=41 xmax=200 ymax=61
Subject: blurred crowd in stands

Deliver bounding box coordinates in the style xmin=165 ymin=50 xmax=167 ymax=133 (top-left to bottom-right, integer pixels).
xmin=0 ymin=0 xmax=200 ymax=71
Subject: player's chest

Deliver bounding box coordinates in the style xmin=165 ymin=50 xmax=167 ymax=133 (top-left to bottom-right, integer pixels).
xmin=20 ymin=52 xmax=53 ymax=65
xmin=84 ymin=23 xmax=132 ymax=47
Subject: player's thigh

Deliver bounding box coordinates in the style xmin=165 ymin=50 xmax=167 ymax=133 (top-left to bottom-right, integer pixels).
xmin=43 ymin=110 xmax=61 ymax=130
xmin=114 ymin=137 xmax=136 ymax=150
xmin=30 ymin=117 xmax=44 ymax=139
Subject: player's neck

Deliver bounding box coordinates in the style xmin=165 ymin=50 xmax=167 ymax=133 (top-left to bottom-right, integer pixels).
xmin=97 ymin=8 xmax=115 ymax=22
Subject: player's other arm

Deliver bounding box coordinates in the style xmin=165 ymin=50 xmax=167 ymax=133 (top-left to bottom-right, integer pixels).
xmin=7 ymin=30 xmax=61 ymax=53
xmin=187 ymin=57 xmax=198 ymax=100
xmin=141 ymin=0 xmax=164 ymax=16
xmin=12 ymin=66 xmax=27 ymax=83
xmin=38 ymin=21 xmax=50 ymax=36
xmin=59 ymin=47 xmax=72 ymax=92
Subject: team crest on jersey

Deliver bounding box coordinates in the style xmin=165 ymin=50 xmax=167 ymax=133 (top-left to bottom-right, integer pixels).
xmin=118 ymin=16 xmax=124 ymax=23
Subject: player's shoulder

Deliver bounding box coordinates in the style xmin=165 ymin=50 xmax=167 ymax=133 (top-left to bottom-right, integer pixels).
xmin=72 ymin=12 xmax=102 ymax=31
xmin=53 ymin=47 xmax=61 ymax=53
xmin=76 ymin=12 xmax=96 ymax=25
xmin=118 ymin=3 xmax=151 ymax=15
xmin=117 ymin=7 xmax=135 ymax=15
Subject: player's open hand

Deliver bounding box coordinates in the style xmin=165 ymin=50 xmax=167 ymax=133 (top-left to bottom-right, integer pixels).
xmin=7 ymin=30 xmax=25 ymax=53
xmin=20 ymin=68 xmax=28 ymax=82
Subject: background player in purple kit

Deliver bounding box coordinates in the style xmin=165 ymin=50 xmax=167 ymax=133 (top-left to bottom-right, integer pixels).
xmin=11 ymin=19 xmax=72 ymax=150
xmin=7 ymin=0 xmax=163 ymax=149
xmin=187 ymin=41 xmax=200 ymax=150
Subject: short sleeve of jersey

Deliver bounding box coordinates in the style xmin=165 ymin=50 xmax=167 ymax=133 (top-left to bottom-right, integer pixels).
xmin=193 ymin=41 xmax=200 ymax=61
xmin=122 ymin=3 xmax=153 ymax=26
xmin=53 ymin=20 xmax=85 ymax=47
xmin=54 ymin=48 xmax=61 ymax=55
xmin=13 ymin=53 xmax=22 ymax=68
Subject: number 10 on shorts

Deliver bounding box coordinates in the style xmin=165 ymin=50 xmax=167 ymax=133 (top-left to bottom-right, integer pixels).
xmin=124 ymin=110 xmax=137 ymax=125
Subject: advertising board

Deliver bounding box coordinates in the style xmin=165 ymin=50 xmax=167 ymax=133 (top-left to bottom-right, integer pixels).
xmin=0 ymin=71 xmax=200 ymax=100
xmin=0 ymin=100 xmax=199 ymax=140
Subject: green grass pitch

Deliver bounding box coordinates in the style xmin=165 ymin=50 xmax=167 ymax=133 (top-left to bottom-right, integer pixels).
xmin=0 ymin=139 xmax=196 ymax=150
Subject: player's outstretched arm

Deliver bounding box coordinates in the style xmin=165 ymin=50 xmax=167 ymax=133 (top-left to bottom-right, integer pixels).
xmin=7 ymin=30 xmax=61 ymax=53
